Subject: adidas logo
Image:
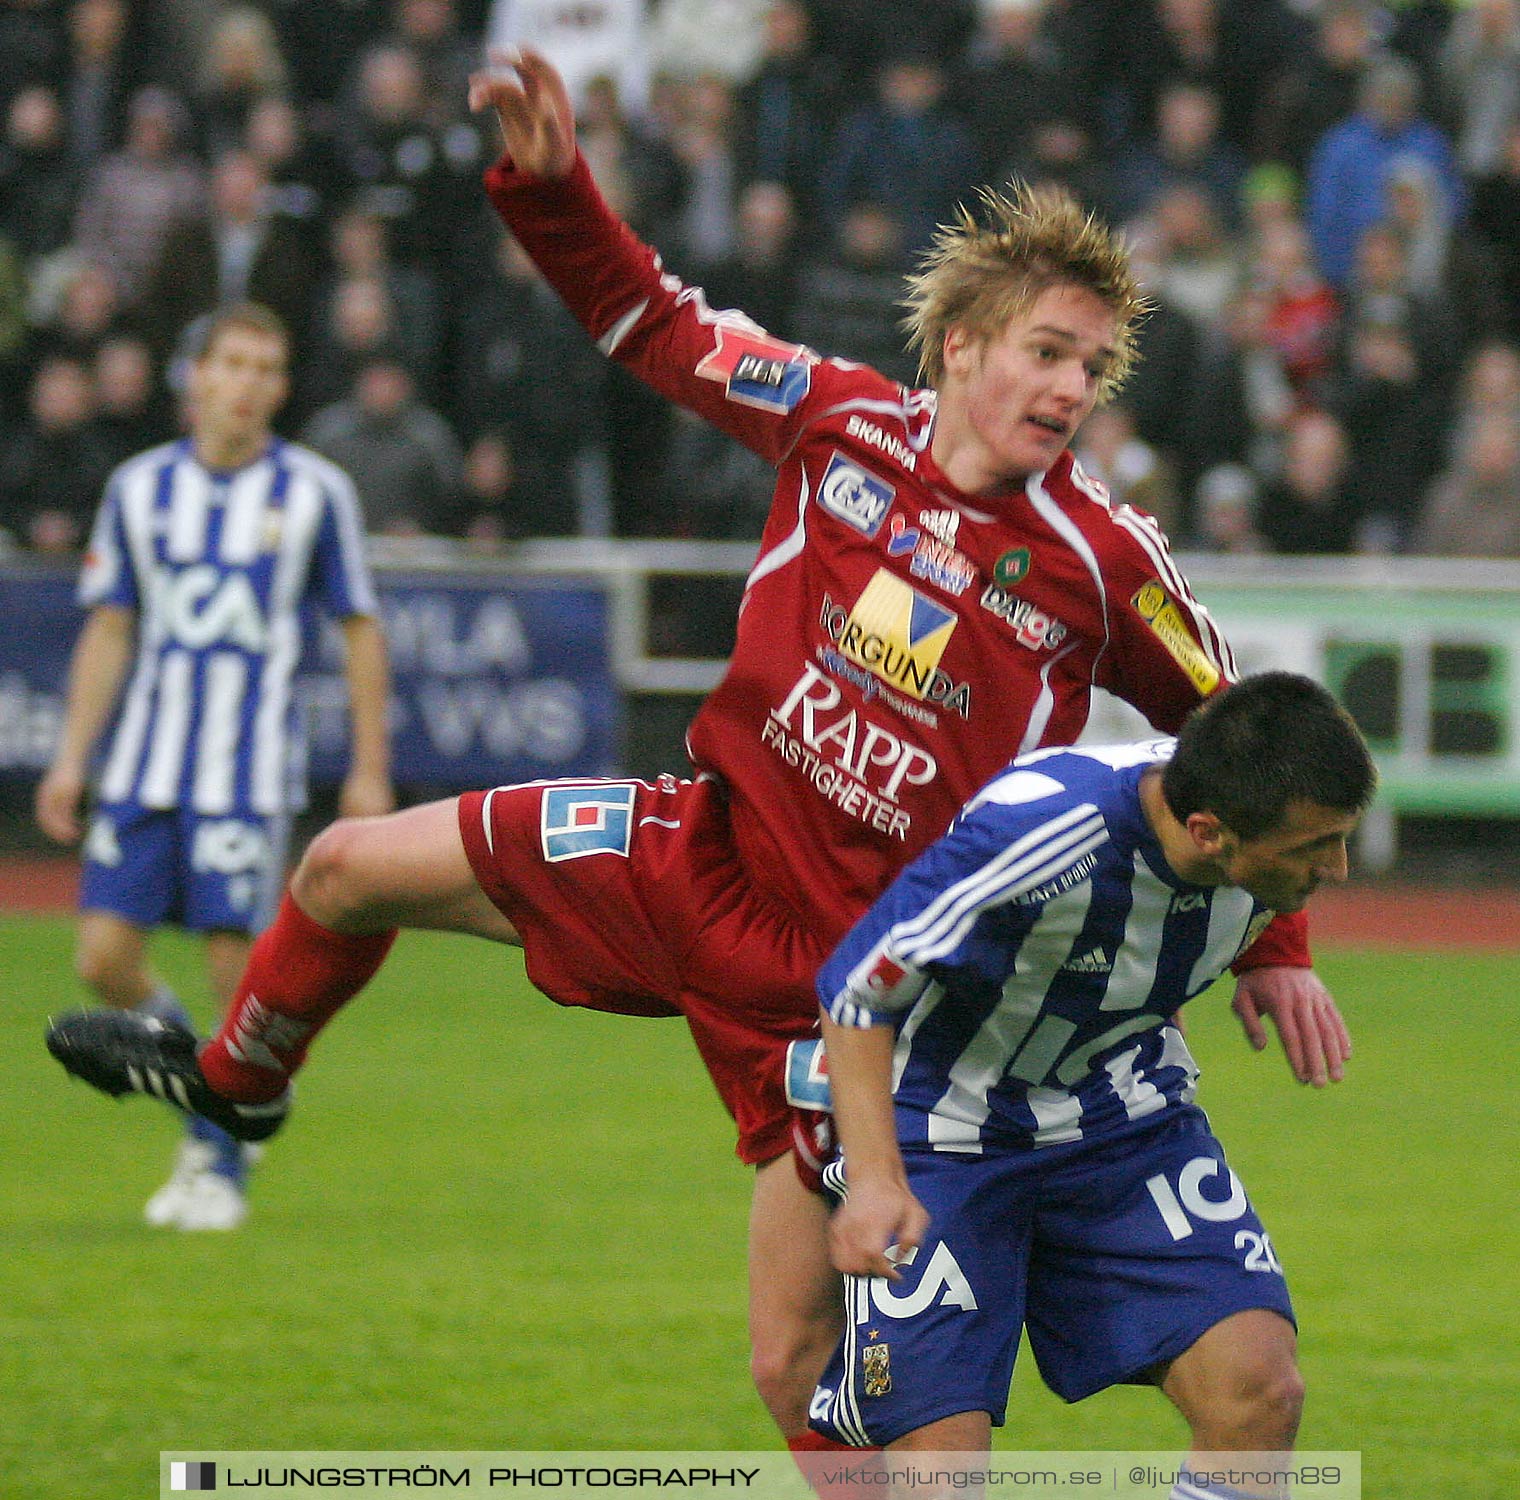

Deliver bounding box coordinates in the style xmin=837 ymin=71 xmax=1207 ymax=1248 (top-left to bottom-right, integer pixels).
xmin=225 ymin=997 xmax=311 ymax=1072
xmin=1061 ymin=948 xmax=1113 ymax=974
xmin=919 ymin=508 xmax=960 ymax=546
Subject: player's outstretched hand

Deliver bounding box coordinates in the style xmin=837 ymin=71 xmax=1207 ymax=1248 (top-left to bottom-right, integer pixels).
xmin=1232 ymin=964 xmax=1352 ymax=1087
xmin=828 ymin=1175 xmax=931 ymax=1281
xmin=35 ymin=763 xmax=86 ymax=845
xmin=468 ymin=48 xmax=576 ymax=179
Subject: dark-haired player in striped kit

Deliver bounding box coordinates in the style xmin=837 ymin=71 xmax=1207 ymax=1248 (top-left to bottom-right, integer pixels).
xmin=813 ymin=672 xmax=1376 ymax=1498
xmin=49 ymin=53 xmax=1351 ymax=1461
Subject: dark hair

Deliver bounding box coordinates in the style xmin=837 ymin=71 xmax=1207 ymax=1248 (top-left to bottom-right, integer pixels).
xmin=1162 ymin=672 xmax=1376 ymax=840
xmin=197 ymin=302 xmax=290 ymax=361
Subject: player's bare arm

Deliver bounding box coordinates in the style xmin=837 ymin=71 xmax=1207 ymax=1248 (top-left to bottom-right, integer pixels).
xmin=468 ymin=48 xmax=576 ymax=179
xmin=336 ymin=614 xmax=395 ymax=820
xmin=35 ymin=605 xmax=136 ymax=844
xmin=819 ymin=1012 xmax=929 ymax=1280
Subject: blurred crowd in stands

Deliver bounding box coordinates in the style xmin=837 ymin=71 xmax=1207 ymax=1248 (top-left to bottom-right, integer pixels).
xmin=3 ymin=0 xmax=1520 ymax=559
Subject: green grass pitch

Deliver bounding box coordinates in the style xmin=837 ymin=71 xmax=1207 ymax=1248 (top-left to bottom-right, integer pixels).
xmin=2 ymin=915 xmax=1515 ymax=1497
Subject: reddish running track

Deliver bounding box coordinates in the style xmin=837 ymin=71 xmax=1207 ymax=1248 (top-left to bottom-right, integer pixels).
xmin=1 ymin=856 xmax=1516 ymax=949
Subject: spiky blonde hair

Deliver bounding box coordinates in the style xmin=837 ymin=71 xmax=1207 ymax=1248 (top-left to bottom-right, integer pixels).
xmin=902 ymin=181 xmax=1149 ymax=399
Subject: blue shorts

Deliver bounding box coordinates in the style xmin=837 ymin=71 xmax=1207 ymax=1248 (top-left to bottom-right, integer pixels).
xmin=811 ymin=1106 xmax=1295 ymax=1446
xmin=78 ymin=802 xmax=287 ymax=934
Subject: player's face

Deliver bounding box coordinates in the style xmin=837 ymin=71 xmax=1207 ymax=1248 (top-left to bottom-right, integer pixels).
xmin=1218 ymin=799 xmax=1359 ymax=913
xmin=189 ymin=326 xmax=289 ymax=450
xmin=940 ymin=283 xmax=1118 ymax=488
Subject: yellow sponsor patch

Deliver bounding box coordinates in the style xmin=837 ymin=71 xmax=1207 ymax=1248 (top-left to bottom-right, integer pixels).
xmin=840 ymin=569 xmax=957 ymax=703
xmin=1132 ymin=580 xmax=1221 ymax=694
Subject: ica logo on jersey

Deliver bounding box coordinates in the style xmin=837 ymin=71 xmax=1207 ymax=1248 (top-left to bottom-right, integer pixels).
xmin=151 ymin=566 xmax=268 ymax=650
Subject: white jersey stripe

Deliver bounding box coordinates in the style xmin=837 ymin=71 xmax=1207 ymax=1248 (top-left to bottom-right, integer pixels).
xmin=1155 ymin=1024 xmax=1199 ymax=1106
xmin=300 ymin=457 xmax=377 ymax=614
xmin=193 ymin=652 xmax=249 ymax=813
xmin=892 ymin=981 xmax=945 ymax=1091
xmin=1103 ymin=1044 xmax=1168 ymax=1125
xmin=1026 ymin=468 xmax=1120 ymax=708
xmin=220 ymin=459 xmax=274 ymax=564
xmin=481 ymin=787 xmax=500 ymax=855
xmin=1189 ymin=885 xmax=1258 ymax=995
xmin=1113 ymin=506 xmax=1230 ymax=669
xmin=814 ymin=394 xmax=934 ymax=453
xmin=893 ymin=799 xmax=1098 ymax=947
xmin=892 ymin=826 xmax=1107 ymax=978
xmin=924 ymin=1112 xmax=985 ymax=1150
xmin=98 ymin=652 xmax=156 ymax=803
xmin=930 ymin=982 xmax=1048 ymax=1141
xmin=120 ymin=462 xmax=162 ymax=598
xmin=891 ymin=807 xmax=1106 ymax=964
xmin=165 ymin=461 xmax=213 ymax=564
xmin=250 ymin=624 xmax=299 ymax=812
xmin=741 ymin=465 xmax=811 ymax=605
xmin=597 ymin=297 xmax=650 ymax=356
xmin=1026 ymin=1086 xmax=1084 ymax=1144
xmin=1100 ymin=861 xmax=1172 ymax=1012
xmin=1018 ymin=637 xmax=1082 ymax=755
xmin=139 ymin=649 xmax=194 ymax=807
xmin=1008 ymin=1012 xmax=1078 ymax=1082
xmin=1055 ymin=1012 xmax=1172 ymax=1088
xmin=274 ymin=467 xmax=321 ymax=614
xmin=252 ymin=456 xmax=323 ymax=813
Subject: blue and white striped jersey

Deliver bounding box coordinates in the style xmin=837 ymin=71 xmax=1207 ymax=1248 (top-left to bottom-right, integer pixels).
xmin=79 ymin=437 xmax=377 ymax=816
xmin=817 ymin=741 xmax=1275 ymax=1151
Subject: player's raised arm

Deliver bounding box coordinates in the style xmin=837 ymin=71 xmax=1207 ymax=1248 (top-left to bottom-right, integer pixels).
xmin=473 ymin=59 xmax=826 ymax=469
xmin=468 ymin=48 xmax=576 ymax=180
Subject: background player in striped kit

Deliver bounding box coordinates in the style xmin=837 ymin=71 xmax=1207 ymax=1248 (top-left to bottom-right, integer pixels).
xmin=36 ymin=303 xmax=394 ymax=1230
xmin=813 ymin=673 xmax=1376 ymax=1498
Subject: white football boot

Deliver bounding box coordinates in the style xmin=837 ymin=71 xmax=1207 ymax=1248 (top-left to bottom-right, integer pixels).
xmin=143 ymin=1139 xmax=248 ymax=1231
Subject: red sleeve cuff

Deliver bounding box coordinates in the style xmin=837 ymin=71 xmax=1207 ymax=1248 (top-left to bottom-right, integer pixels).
xmin=1231 ymin=907 xmax=1312 ymax=973
xmin=482 ymin=148 xmax=595 ymax=216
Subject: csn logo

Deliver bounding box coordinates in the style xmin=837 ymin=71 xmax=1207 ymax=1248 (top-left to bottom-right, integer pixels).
xmin=818 ymin=453 xmax=894 ymax=536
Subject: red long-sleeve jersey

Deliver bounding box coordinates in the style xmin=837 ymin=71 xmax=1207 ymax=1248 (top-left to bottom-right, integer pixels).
xmin=484 ymin=151 xmax=1308 ymax=966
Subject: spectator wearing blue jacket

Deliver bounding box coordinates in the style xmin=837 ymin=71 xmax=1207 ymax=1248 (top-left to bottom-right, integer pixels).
xmin=1306 ymin=55 xmax=1465 ymax=288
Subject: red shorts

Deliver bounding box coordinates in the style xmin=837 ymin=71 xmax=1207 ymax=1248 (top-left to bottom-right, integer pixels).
xmin=457 ymin=775 xmax=831 ymax=1168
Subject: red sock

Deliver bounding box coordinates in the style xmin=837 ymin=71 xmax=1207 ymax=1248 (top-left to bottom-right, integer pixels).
xmin=788 ymin=1431 xmax=882 ymax=1500
xmin=200 ymin=892 xmax=396 ymax=1101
